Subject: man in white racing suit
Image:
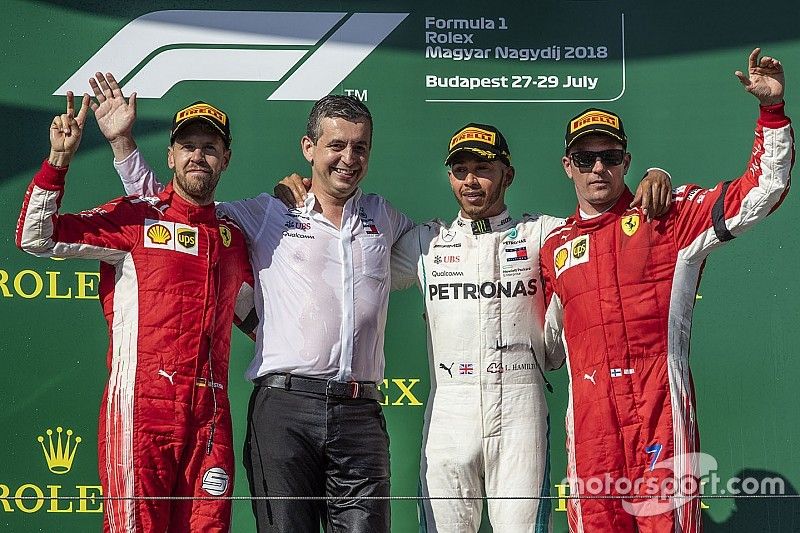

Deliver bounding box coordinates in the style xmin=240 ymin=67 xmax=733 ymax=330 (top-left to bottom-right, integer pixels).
xmin=387 ymin=124 xmax=671 ymax=532
xmin=390 ymin=123 xmax=564 ymax=532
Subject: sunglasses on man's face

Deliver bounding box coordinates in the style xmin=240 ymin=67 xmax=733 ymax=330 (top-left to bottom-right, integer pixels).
xmin=568 ymin=149 xmax=625 ymax=168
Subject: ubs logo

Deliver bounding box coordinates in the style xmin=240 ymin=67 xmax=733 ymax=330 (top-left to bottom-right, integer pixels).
xmin=285 ymin=220 xmax=311 ymax=231
xmin=434 ymin=255 xmax=460 ymax=264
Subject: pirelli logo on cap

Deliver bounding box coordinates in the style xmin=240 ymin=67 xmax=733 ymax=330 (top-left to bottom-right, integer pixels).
xmin=175 ymin=103 xmax=227 ymax=126
xmin=570 ymin=111 xmax=619 ymax=133
xmin=450 ymin=127 xmax=496 ymax=150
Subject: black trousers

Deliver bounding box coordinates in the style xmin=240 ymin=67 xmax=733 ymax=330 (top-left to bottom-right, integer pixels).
xmin=244 ymin=384 xmax=391 ymax=533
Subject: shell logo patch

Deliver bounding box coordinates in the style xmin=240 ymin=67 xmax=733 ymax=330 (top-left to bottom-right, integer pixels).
xmin=146 ymin=224 xmax=171 ymax=245
xmin=622 ymin=214 xmax=640 ymax=236
xmin=554 ymin=235 xmax=590 ymax=278
xmin=219 ymin=225 xmax=232 ymax=247
xmin=555 ymin=248 xmax=569 ymax=270
xmin=144 ymin=219 xmax=199 ymax=255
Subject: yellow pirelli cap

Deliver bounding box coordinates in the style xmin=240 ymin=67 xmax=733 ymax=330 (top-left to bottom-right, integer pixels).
xmin=171 ymin=101 xmax=231 ymax=147
xmin=565 ymin=108 xmax=626 ymax=152
xmin=445 ymin=123 xmax=511 ymax=166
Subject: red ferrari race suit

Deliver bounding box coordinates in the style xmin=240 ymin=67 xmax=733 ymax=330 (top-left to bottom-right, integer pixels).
xmin=541 ymin=104 xmax=793 ymax=533
xmin=16 ymin=161 xmax=255 ymax=532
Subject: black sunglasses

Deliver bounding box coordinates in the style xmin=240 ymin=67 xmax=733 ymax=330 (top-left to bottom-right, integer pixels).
xmin=569 ymin=149 xmax=625 ymax=168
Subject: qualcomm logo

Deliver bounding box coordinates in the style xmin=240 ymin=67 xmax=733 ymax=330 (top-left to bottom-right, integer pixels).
xmin=55 ymin=10 xmax=408 ymax=100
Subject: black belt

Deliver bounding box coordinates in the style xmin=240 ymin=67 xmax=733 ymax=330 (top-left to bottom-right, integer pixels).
xmin=255 ymin=373 xmax=383 ymax=402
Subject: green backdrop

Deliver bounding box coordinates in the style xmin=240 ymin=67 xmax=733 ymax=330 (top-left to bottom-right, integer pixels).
xmin=2 ymin=1 xmax=799 ymax=531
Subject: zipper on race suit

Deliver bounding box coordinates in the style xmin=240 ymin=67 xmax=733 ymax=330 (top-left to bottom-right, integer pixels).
xmin=204 ymin=227 xmax=219 ymax=455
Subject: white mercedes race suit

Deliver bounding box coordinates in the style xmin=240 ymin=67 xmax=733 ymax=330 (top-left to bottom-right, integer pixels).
xmin=391 ymin=209 xmax=565 ymax=533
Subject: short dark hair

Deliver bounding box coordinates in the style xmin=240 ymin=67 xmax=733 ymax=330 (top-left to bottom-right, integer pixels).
xmin=306 ymin=95 xmax=373 ymax=144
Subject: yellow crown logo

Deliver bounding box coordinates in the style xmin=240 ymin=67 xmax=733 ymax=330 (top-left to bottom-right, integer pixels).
xmin=147 ymin=224 xmax=172 ymax=245
xmin=38 ymin=427 xmax=81 ymax=474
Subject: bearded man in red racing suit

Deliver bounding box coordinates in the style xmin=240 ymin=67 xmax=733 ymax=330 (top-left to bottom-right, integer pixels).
xmin=16 ymin=94 xmax=255 ymax=532
xmin=541 ymin=48 xmax=793 ymax=533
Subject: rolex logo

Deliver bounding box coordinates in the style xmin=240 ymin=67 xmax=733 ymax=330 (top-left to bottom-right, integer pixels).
xmin=37 ymin=427 xmax=81 ymax=474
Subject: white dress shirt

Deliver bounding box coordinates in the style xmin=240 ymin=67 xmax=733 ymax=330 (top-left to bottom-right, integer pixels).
xmin=115 ymin=149 xmax=414 ymax=382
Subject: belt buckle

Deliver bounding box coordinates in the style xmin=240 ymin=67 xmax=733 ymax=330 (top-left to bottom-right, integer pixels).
xmin=347 ymin=381 xmax=360 ymax=399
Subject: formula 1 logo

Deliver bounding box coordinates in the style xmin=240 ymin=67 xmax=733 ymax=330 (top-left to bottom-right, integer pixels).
xmin=55 ymin=10 xmax=408 ymax=100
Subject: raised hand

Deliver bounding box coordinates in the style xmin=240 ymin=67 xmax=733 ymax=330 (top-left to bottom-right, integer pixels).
xmin=49 ymin=91 xmax=90 ymax=167
xmin=89 ymin=72 xmax=138 ymax=158
xmin=735 ymin=48 xmax=784 ymax=106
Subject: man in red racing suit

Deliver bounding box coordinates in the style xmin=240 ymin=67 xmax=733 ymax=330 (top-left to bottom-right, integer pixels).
xmin=16 ymin=95 xmax=255 ymax=532
xmin=541 ymin=49 xmax=793 ymax=532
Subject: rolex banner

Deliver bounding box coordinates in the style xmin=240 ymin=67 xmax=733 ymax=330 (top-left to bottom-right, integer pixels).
xmin=2 ymin=1 xmax=799 ymax=531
